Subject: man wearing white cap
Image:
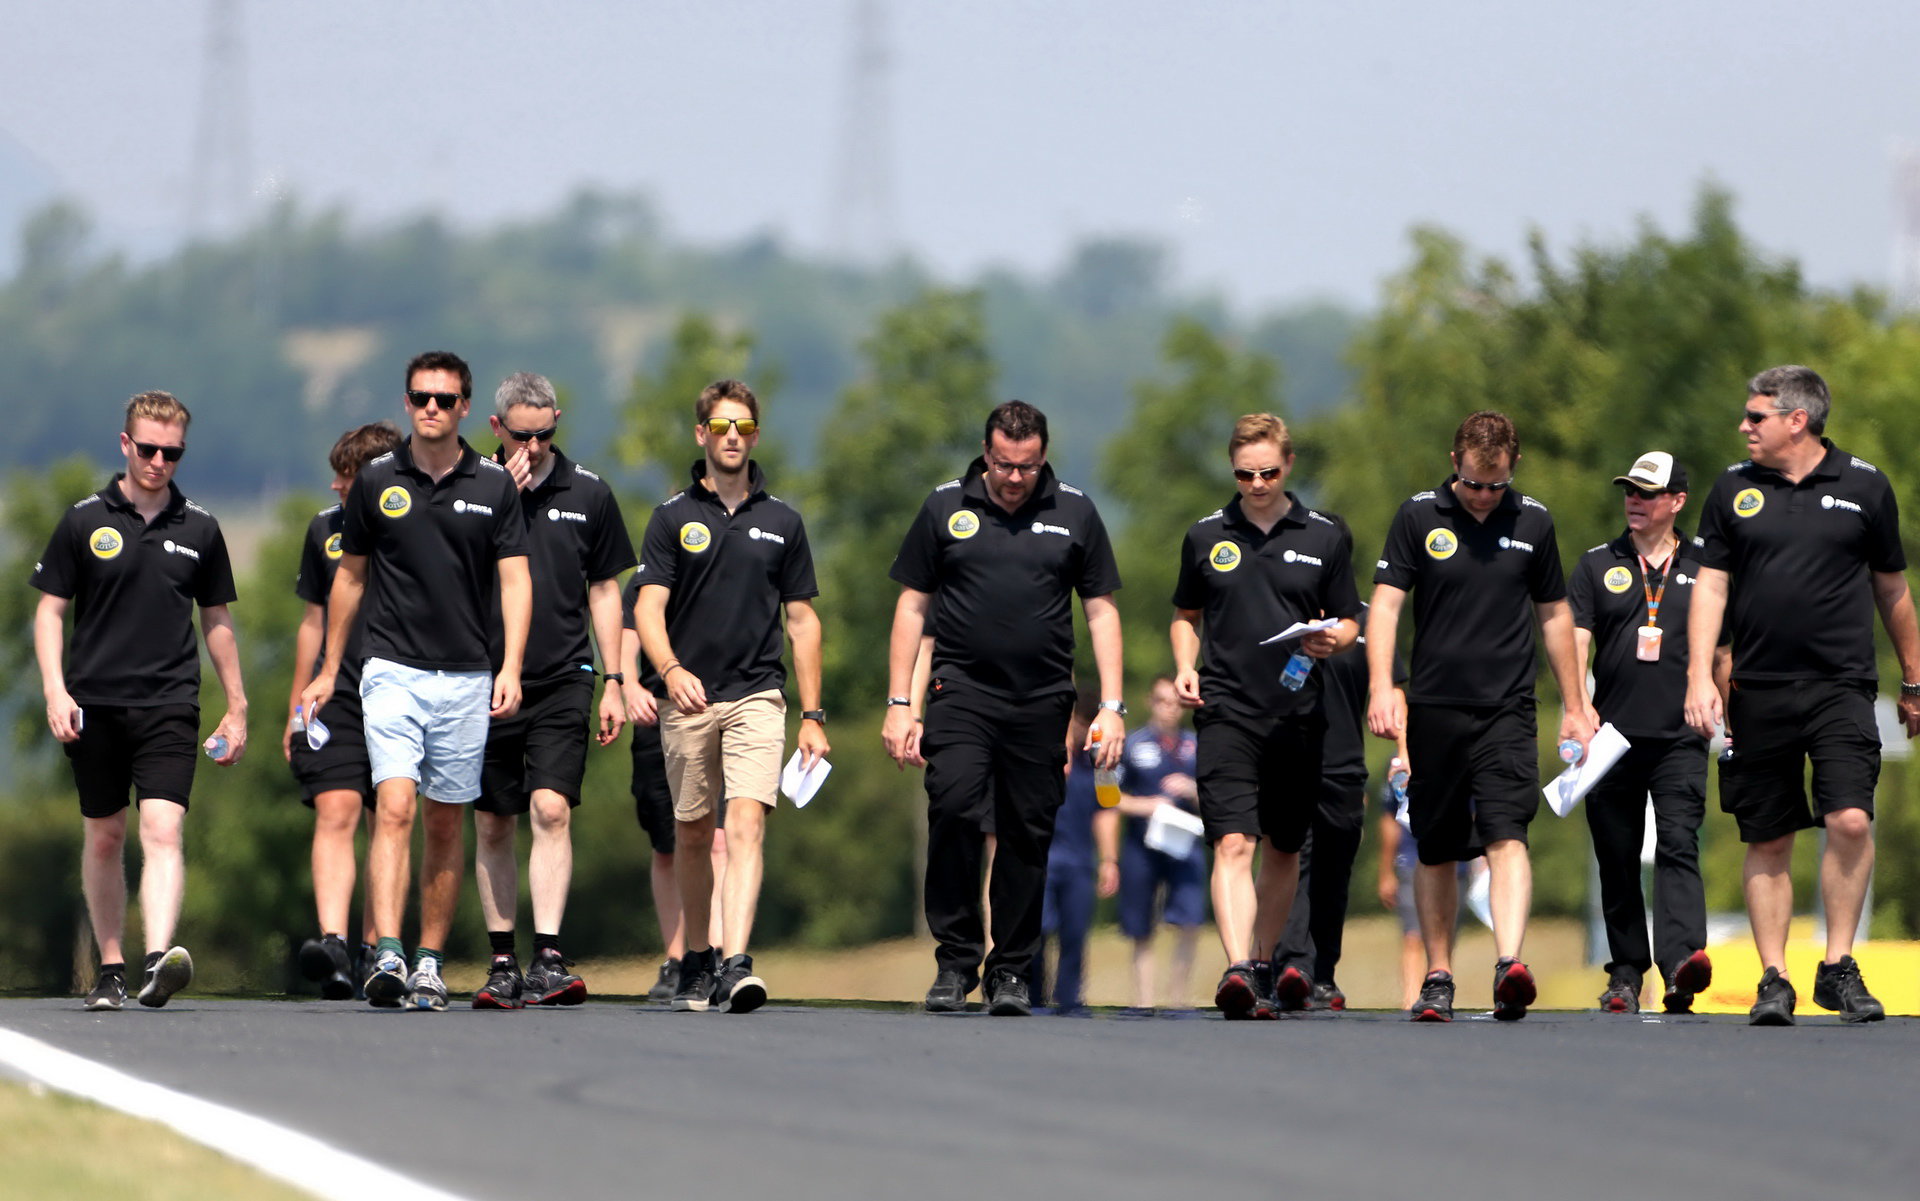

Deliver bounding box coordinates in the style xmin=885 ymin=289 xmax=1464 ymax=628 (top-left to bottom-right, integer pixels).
xmin=1568 ymin=451 xmax=1713 ymax=1014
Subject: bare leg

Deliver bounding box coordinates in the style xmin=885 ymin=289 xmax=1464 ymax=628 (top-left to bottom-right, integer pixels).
xmin=652 ymin=850 xmax=683 ymax=958
xmin=1400 ymin=931 xmax=1424 ymax=1007
xmin=1210 ymin=834 xmax=1258 ymax=963
xmin=1820 ymin=809 xmax=1874 ymax=963
xmin=1250 ymin=846 xmax=1298 ymax=961
xmin=135 ymin=799 xmax=187 ymax=953
xmin=676 ymin=813 xmax=718 ymax=953
xmin=1483 ymin=838 xmax=1532 ymax=961
xmin=720 ymin=797 xmax=766 ymax=956
xmin=1415 ymin=862 xmax=1460 ymax=976
xmin=1168 ymin=924 xmax=1200 ymax=1008
xmin=417 ymin=799 xmax=466 ymax=952
xmin=981 ymin=833 xmax=998 ymax=959
xmin=311 ymin=791 xmax=362 ymax=936
xmin=473 ymin=810 xmax=518 ymax=935
xmin=1744 ymin=833 xmax=1795 ymax=974
xmin=708 ymin=828 xmax=728 ymax=949
xmin=368 ymin=778 xmax=418 ymax=940
xmin=81 ymin=813 xmax=130 ymax=965
xmin=1130 ymin=937 xmax=1155 ymax=1009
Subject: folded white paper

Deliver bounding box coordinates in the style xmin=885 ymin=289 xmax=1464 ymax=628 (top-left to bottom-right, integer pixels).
xmin=306 ymin=712 xmax=331 ymax=751
xmin=780 ymin=750 xmax=831 ymax=808
xmin=1258 ymin=617 xmax=1343 ymax=646
xmin=1144 ymin=804 xmax=1205 ymax=859
xmin=1544 ymin=723 xmax=1631 ymax=817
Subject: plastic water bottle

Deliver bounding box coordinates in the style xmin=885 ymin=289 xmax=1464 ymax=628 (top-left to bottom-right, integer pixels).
xmin=1091 ymin=728 xmax=1121 ymax=808
xmin=1388 ymin=756 xmax=1410 ymax=807
xmin=1558 ymin=738 xmax=1584 ymax=764
xmin=205 ymin=734 xmax=229 ymax=760
xmin=290 ymin=706 xmax=307 ymax=735
xmin=1280 ymin=652 xmax=1313 ymax=692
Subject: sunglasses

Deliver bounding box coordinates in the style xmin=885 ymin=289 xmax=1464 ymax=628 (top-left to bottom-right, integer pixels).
xmin=131 ymin=440 xmax=186 ymax=463
xmin=406 ymin=390 xmax=464 ymax=410
xmin=704 ymin=417 xmax=759 ymax=437
xmin=1233 ymin=466 xmax=1283 ymax=483
xmin=1622 ymin=485 xmax=1668 ymax=501
xmin=1742 ymin=408 xmax=1790 ymax=425
xmin=1457 ymin=475 xmax=1512 ymax=492
xmin=503 ymin=425 xmax=556 ymax=443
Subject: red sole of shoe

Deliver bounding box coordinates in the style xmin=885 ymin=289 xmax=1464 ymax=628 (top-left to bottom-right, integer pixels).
xmin=531 ymin=978 xmax=587 ymax=1006
xmin=1495 ymin=967 xmax=1537 ymax=1008
xmin=473 ymin=992 xmax=524 ymax=1010
xmin=1411 ymin=1008 xmax=1451 ymax=1022
xmin=1672 ymin=951 xmax=1712 ymax=996
xmin=1601 ymin=998 xmax=1632 ymax=1013
xmin=1276 ymin=969 xmax=1310 ymax=1003
xmin=1215 ymin=978 xmax=1256 ymax=1017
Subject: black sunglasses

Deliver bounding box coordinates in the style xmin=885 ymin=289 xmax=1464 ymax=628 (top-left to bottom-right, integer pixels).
xmin=1233 ymin=466 xmax=1283 ymax=482
xmin=503 ymin=425 xmax=556 ymax=443
xmin=406 ymin=390 xmax=464 ymax=410
xmin=132 ymin=440 xmax=186 ymax=463
xmin=1622 ymin=485 xmax=1668 ymax=501
xmin=1457 ymin=475 xmax=1512 ymax=492
xmin=1742 ymin=408 xmax=1789 ymax=425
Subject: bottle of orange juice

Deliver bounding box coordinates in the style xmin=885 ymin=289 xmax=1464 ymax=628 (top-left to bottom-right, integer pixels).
xmin=1091 ymin=727 xmax=1121 ymax=808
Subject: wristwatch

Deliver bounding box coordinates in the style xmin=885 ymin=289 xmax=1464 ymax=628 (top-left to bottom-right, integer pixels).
xmin=603 ymin=672 xmax=625 ymax=685
xmin=801 ymin=709 xmax=828 ymax=724
xmin=1099 ymin=699 xmax=1127 ymax=717
xmin=886 ymin=696 xmax=912 ymax=707
xmin=1901 ymin=681 xmax=1920 ymax=697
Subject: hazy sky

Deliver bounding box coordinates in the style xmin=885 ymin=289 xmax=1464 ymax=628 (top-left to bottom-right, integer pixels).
xmin=5 ymin=1 xmax=1920 ymax=310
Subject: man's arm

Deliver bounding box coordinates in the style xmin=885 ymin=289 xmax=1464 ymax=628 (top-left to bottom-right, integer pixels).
xmin=34 ymin=593 xmax=81 ymax=743
xmin=637 ymin=582 xmax=705 ymax=715
xmin=201 ymin=603 xmax=248 ymax=765
xmin=492 ymin=554 xmax=531 ymax=719
xmin=882 ymin=587 xmax=931 ymax=767
xmin=299 ymin=553 xmax=367 ymax=719
xmin=1872 ymin=569 xmax=1920 ymax=737
xmin=587 ymin=576 xmax=627 ymax=746
xmin=1170 ymin=609 xmax=1205 ymax=707
xmin=287 ymin=602 xmax=325 ymax=761
xmin=1683 ymin=566 xmax=1730 ymax=738
xmin=1537 ymin=598 xmax=1598 ymax=749
xmin=618 ymin=624 xmax=658 ymax=727
xmin=1093 ymin=807 xmax=1121 ymax=898
xmin=1365 ymin=584 xmax=1408 ymax=737
xmin=785 ymin=596 xmax=829 ymax=768
xmin=1083 ymin=593 xmax=1125 ymax=769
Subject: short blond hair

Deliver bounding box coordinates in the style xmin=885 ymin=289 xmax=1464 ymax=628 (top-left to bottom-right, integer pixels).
xmin=124 ymin=390 xmax=190 ymax=434
xmin=1229 ymin=412 xmax=1290 ymax=458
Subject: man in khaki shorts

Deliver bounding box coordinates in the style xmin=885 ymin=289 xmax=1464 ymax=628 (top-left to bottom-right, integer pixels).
xmin=634 ymin=378 xmax=828 ymax=1013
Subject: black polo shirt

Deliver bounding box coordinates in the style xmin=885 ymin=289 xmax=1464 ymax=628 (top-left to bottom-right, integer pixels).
xmin=486 ymin=448 xmax=637 ymax=685
xmin=1695 ymin=439 xmax=1905 ymax=683
xmin=1374 ymin=479 xmax=1567 ymax=706
xmin=1568 ymin=532 xmax=1704 ymax=740
xmin=340 ymin=437 xmax=528 ymax=673
xmin=890 ymin=458 xmax=1122 ymax=700
xmin=31 ymin=476 xmax=238 ymax=707
xmin=620 ymin=573 xmax=665 ymax=693
xmin=636 ymin=461 xmax=817 ymax=703
xmin=294 ymin=504 xmax=369 ymax=693
xmin=1170 ymin=493 xmax=1362 ymax=719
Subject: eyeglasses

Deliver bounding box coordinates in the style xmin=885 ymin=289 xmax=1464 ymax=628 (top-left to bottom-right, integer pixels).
xmin=1622 ymin=485 xmax=1667 ymax=501
xmin=1233 ymin=466 xmax=1283 ymax=483
xmin=503 ymin=425 xmax=555 ymax=443
xmin=1457 ymin=474 xmax=1512 ymax=492
xmin=1741 ymin=408 xmax=1791 ymax=425
xmin=986 ymin=457 xmax=1043 ymax=478
xmin=131 ymin=441 xmax=186 ymax=463
xmin=406 ymin=390 xmax=464 ymax=410
xmin=704 ymin=417 xmax=759 ymax=437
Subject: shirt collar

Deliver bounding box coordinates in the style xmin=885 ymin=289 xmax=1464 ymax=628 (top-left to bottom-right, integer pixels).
xmin=100 ymin=475 xmax=187 ymax=518
xmin=688 ymin=458 xmax=768 ymax=506
xmin=1434 ymin=475 xmax=1520 ymax=515
xmin=397 ymin=436 xmax=480 ymax=480
xmin=1221 ymin=491 xmax=1306 ymax=532
xmin=491 ymin=444 xmax=574 ymax=495
xmin=1606 ymin=528 xmax=1692 ymax=561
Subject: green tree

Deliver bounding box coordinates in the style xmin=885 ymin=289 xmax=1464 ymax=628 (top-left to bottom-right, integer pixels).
xmin=617 ymin=312 xmax=785 ymax=506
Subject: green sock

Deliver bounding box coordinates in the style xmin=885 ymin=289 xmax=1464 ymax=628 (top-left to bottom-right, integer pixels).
xmin=376 ymin=936 xmax=404 ymax=960
xmin=415 ymin=947 xmax=444 ymax=972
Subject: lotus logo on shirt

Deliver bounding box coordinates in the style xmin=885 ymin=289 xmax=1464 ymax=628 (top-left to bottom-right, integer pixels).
xmin=1604 ymin=565 xmax=1633 ymax=594
xmin=88 ymin=527 xmax=124 ymax=560
xmin=380 ymin=486 xmax=412 ymax=519
xmin=947 ymin=510 xmax=980 ymax=540
xmin=1424 ymin=529 xmax=1458 ymax=561
xmin=325 ymin=533 xmax=344 ymax=560
xmin=1733 ymin=488 xmax=1764 ymax=518
xmin=1208 ymin=541 xmax=1241 ymax=572
xmin=680 ymin=522 xmax=712 ymax=553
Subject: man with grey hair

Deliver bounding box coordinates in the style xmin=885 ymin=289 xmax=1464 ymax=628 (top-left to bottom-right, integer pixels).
xmin=470 ymin=372 xmax=636 ymax=1007
xmin=1686 ymin=365 xmax=1920 ymax=1025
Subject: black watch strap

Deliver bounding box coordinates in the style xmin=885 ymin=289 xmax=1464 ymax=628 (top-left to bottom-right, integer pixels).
xmin=603 ymin=672 xmax=625 ymax=685
xmin=802 ymin=709 xmax=827 ymax=724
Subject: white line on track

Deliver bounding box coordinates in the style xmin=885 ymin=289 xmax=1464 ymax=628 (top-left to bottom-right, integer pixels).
xmin=0 ymin=1026 xmax=474 ymax=1201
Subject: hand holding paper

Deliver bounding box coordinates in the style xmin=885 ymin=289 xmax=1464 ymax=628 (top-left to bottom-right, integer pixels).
xmin=781 ymin=750 xmax=832 ymax=809
xmin=1544 ymin=722 xmax=1631 ymax=817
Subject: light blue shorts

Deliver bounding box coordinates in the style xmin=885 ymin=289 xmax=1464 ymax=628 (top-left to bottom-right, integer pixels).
xmin=360 ymin=657 xmax=491 ymax=803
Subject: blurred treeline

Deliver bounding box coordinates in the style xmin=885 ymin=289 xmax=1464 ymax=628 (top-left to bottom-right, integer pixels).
xmin=6 ymin=183 xmax=1920 ymax=992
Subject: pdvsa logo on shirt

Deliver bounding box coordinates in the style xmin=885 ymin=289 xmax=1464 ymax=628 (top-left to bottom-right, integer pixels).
xmin=380 ymin=486 xmax=412 ymax=519
xmin=162 ymin=540 xmax=200 ymax=561
xmin=452 ymin=500 xmax=493 ymax=517
xmin=548 ymin=508 xmax=588 ymax=524
xmin=325 ymin=533 xmax=344 ymax=560
xmin=87 ymin=527 xmax=124 ymax=561
xmin=947 ymin=511 xmax=980 ymax=540
xmin=1733 ymin=488 xmax=1764 ymax=518
xmin=1209 ymin=542 xmax=1241 ymax=572
xmin=748 ymin=527 xmax=787 ymax=545
xmin=680 ymin=522 xmax=712 ymax=553
xmin=1498 ymin=536 xmax=1535 ymax=553
xmin=1603 ymin=566 xmax=1633 ymax=594
xmin=1424 ymin=529 xmax=1458 ymax=561
xmin=1282 ymin=548 xmax=1324 ymax=567
xmin=1821 ymin=495 xmax=1863 ymax=515
xmin=1031 ymin=521 xmax=1071 ymax=537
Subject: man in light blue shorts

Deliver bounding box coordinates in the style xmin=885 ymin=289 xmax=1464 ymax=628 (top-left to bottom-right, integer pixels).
xmin=301 ymin=350 xmax=531 ymax=1011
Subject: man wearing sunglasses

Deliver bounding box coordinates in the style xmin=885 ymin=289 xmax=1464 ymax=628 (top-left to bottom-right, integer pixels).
xmin=635 ymin=378 xmax=826 ymax=1014
xmin=1685 ymin=365 xmax=1920 ymax=1025
xmin=33 ymin=390 xmax=246 ymax=1011
xmin=883 ymin=400 xmax=1126 ymax=1016
xmin=1567 ymin=452 xmax=1714 ymax=1015
xmin=1169 ymin=413 xmax=1361 ymax=1019
xmin=467 ymin=372 xmax=636 ymax=1009
xmin=300 ymin=351 xmax=532 ymax=1012
xmin=1367 ymin=410 xmax=1596 ymax=1022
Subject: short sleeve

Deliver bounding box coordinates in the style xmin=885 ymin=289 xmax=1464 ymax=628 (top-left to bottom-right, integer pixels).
xmin=584 ymin=488 xmax=639 ymax=582
xmin=1074 ymin=504 xmax=1123 ymax=598
xmin=30 ymin=515 xmax=81 ymax=599
xmin=340 ymin=475 xmax=375 ymax=557
xmin=888 ymin=500 xmax=943 ymax=593
xmin=779 ymin=513 xmax=820 ymax=601
xmin=195 ymin=522 xmax=239 ymax=607
xmin=1567 ymin=555 xmax=1596 ymax=629
xmin=1525 ymin=517 xmax=1567 ymax=604
xmin=639 ymin=505 xmax=681 ymax=591
xmin=295 ymin=522 xmax=330 ymax=605
xmin=1171 ymin=527 xmax=1208 ymax=610
xmin=1373 ymin=504 xmax=1422 ymax=591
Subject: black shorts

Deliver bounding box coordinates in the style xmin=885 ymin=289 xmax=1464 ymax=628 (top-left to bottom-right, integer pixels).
xmin=1194 ymin=709 xmax=1325 ymax=851
xmin=289 ymin=687 xmax=374 ymax=809
xmin=64 ymin=703 xmax=198 ymax=818
xmin=1720 ymin=679 xmax=1880 ymax=844
xmin=631 ymin=719 xmax=726 ymax=852
xmin=477 ymin=674 xmax=592 ymax=815
xmin=1404 ymin=699 xmax=1539 ymax=864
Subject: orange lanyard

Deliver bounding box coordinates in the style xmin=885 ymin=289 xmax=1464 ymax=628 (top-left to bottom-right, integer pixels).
xmin=1637 ymin=540 xmax=1676 ymax=628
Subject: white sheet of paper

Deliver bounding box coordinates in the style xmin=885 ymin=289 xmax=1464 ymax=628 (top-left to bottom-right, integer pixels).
xmin=780 ymin=750 xmax=831 ymax=808
xmin=1258 ymin=617 xmax=1343 ymax=646
xmin=1544 ymin=723 xmax=1632 ymax=817
xmin=1143 ymin=804 xmax=1205 ymax=859
xmin=306 ymin=713 xmax=331 ymax=751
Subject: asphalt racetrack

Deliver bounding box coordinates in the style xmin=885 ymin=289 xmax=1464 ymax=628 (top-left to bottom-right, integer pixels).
xmin=2 ymin=997 xmax=1914 ymax=1201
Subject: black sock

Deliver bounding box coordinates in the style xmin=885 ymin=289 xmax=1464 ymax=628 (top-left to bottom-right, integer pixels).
xmin=488 ymin=931 xmax=516 ymax=958
xmin=533 ymin=933 xmax=561 ymax=958
xmin=142 ymin=950 xmax=163 ymax=971
xmin=100 ymin=962 xmax=125 ymax=978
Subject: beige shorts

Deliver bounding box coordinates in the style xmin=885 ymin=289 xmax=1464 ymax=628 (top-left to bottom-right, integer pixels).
xmin=659 ymin=688 xmax=785 ymax=820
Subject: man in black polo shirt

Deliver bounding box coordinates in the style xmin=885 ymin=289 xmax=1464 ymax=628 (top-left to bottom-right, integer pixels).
xmin=469 ymin=372 xmax=636 ymax=1009
xmin=635 ymin=378 xmax=826 ymax=1014
xmin=1170 ymin=413 xmax=1361 ymax=1019
xmin=1684 ymin=365 xmax=1920 ymax=1025
xmin=1367 ymin=410 xmax=1597 ymax=1022
xmin=1568 ymin=451 xmax=1713 ymax=1015
xmin=300 ymin=350 xmax=532 ymax=1012
xmin=883 ymin=399 xmax=1126 ymax=1017
xmin=33 ymin=390 xmax=247 ymax=1011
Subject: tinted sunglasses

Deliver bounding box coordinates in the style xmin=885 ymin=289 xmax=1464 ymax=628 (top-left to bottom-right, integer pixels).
xmin=1233 ymin=466 xmax=1283 ymax=482
xmin=503 ymin=425 xmax=556 ymax=443
xmin=1622 ymin=485 xmax=1669 ymax=501
xmin=132 ymin=440 xmax=186 ymax=463
xmin=1742 ymin=408 xmax=1789 ymax=425
xmin=1457 ymin=475 xmax=1512 ymax=492
xmin=704 ymin=417 xmax=759 ymax=437
xmin=406 ymin=390 xmax=464 ymax=410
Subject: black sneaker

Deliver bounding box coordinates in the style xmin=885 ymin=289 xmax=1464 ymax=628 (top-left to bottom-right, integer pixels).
xmin=924 ymin=969 xmax=975 ymax=1013
xmin=1492 ymin=957 xmax=1536 ymax=1021
xmin=1664 ymin=948 xmax=1712 ymax=1014
xmin=1215 ymin=961 xmax=1258 ymax=1020
xmin=525 ymin=951 xmax=587 ymax=1006
xmin=1411 ymin=970 xmax=1454 ymax=1022
xmin=1812 ymin=955 xmax=1885 ymax=1023
xmin=1273 ymin=964 xmax=1311 ymax=1013
xmin=137 ymin=947 xmax=193 ymax=1008
xmin=300 ymin=935 xmax=355 ymax=1000
xmin=986 ymin=967 xmax=1031 ymax=1016
xmin=83 ymin=969 xmax=127 ymax=1012
xmin=1748 ymin=966 xmax=1796 ymax=1026
xmin=672 ymin=949 xmax=717 ymax=1012
xmin=473 ymin=956 xmax=526 ymax=1010
xmin=711 ymin=953 xmax=767 ymax=1014
xmin=1309 ymin=980 xmax=1346 ymax=1012
xmin=648 ymin=958 xmax=680 ymax=1004
xmin=1250 ymin=962 xmax=1279 ymax=1020
xmin=1599 ymin=965 xmax=1642 ymax=1014
xmin=355 ymin=944 xmax=378 ymax=1002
